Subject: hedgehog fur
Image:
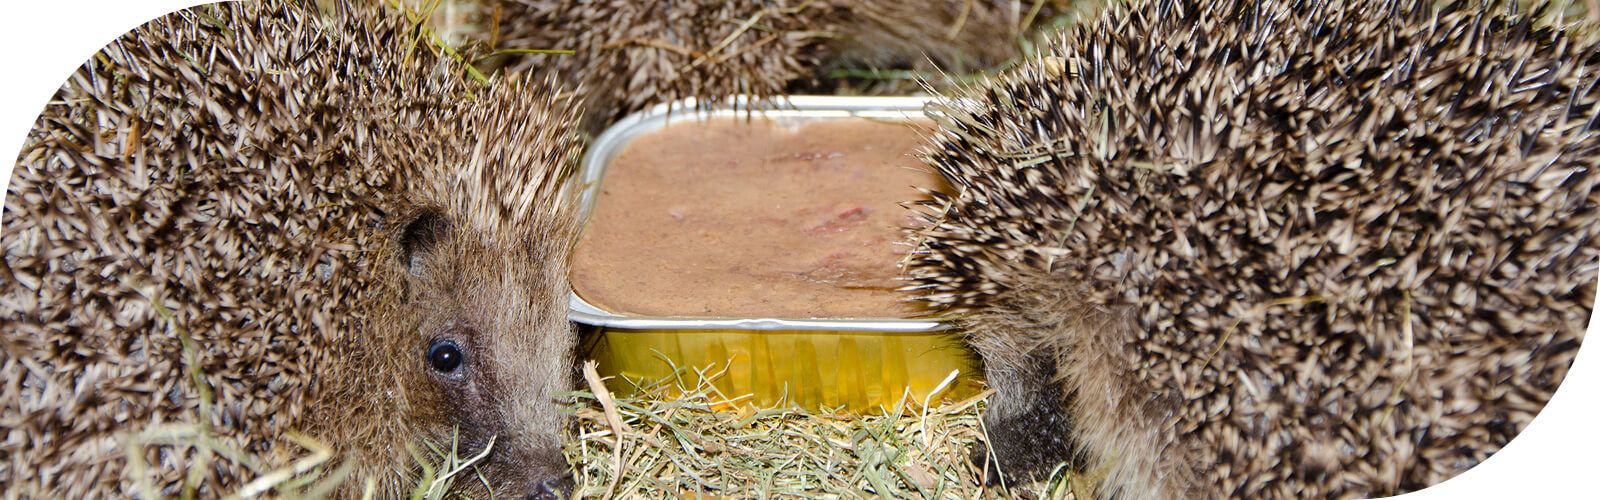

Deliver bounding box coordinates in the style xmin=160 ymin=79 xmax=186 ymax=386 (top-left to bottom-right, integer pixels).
xmin=479 ymin=0 xmax=1079 ymax=131
xmin=0 ymin=1 xmax=582 ymax=497
xmin=907 ymin=0 xmax=1599 ymax=497
xmin=829 ymin=0 xmax=1074 ymax=73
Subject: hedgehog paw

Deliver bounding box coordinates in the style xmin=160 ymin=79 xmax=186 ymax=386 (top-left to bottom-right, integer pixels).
xmin=973 ymin=390 xmax=1080 ymax=486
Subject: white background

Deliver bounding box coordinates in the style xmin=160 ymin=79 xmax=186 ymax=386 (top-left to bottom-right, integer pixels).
xmin=0 ymin=1 xmax=1594 ymax=498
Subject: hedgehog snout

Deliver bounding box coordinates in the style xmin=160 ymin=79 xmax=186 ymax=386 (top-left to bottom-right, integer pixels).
xmin=526 ymin=474 xmax=574 ymax=500
xmin=517 ymin=447 xmax=574 ymax=500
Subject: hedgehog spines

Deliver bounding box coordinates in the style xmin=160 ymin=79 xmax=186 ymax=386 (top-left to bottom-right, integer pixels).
xmin=911 ymin=0 xmax=1600 ymax=497
xmin=1 ymin=1 xmax=583 ymax=497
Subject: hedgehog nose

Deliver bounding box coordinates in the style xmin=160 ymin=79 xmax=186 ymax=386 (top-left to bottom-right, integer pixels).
xmin=526 ymin=475 xmax=573 ymax=500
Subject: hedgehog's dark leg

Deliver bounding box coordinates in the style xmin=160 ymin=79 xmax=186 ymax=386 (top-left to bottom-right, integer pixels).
xmin=973 ymin=348 xmax=1083 ymax=485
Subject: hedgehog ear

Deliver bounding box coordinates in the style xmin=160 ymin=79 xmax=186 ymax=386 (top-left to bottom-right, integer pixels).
xmin=397 ymin=207 xmax=450 ymax=277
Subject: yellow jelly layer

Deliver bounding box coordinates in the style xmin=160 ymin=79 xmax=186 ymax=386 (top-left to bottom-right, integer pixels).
xmin=584 ymin=328 xmax=984 ymax=413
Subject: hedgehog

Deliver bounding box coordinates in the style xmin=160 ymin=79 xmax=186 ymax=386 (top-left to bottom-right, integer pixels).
xmin=0 ymin=1 xmax=582 ymax=498
xmin=906 ymin=0 xmax=1599 ymax=497
xmin=475 ymin=0 xmax=1080 ymax=131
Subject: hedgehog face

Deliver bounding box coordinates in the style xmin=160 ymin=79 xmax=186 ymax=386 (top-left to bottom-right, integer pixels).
xmin=389 ymin=206 xmax=576 ymax=499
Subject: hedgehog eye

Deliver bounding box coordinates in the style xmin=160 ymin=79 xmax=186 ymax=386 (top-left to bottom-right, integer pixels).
xmin=427 ymin=341 xmax=463 ymax=374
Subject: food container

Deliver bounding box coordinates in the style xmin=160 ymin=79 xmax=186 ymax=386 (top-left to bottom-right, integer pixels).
xmin=572 ymin=96 xmax=983 ymax=412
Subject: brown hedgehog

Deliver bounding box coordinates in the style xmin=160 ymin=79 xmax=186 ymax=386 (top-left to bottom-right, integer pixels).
xmin=0 ymin=0 xmax=582 ymax=498
xmin=479 ymin=0 xmax=1080 ymax=130
xmin=907 ymin=0 xmax=1599 ymax=497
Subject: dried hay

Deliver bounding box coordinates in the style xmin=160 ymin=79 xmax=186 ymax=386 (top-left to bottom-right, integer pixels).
xmin=561 ymin=361 xmax=1076 ymax=500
